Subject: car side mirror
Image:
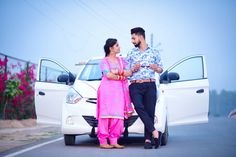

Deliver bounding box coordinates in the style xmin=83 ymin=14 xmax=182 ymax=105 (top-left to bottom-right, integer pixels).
xmin=160 ymin=72 xmax=179 ymax=83
xmin=68 ymin=72 xmax=75 ymax=83
xmin=167 ymin=72 xmax=179 ymax=82
xmin=57 ymin=73 xmax=75 ymax=85
xmin=57 ymin=74 xmax=69 ymax=83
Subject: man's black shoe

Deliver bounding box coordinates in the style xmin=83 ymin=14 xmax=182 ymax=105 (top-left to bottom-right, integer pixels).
xmin=144 ymin=142 xmax=152 ymax=149
xmin=154 ymin=137 xmax=160 ymax=149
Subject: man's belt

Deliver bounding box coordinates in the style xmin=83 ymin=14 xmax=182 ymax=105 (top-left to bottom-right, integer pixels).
xmin=130 ymin=79 xmax=156 ymax=84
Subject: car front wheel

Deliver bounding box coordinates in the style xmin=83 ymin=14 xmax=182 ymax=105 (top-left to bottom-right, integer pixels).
xmin=64 ymin=135 xmax=75 ymax=145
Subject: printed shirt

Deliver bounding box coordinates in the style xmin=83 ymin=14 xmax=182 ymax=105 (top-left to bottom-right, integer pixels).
xmin=125 ymin=46 xmax=163 ymax=81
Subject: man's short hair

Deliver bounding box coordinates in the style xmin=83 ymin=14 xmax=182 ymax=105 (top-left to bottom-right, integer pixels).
xmin=131 ymin=27 xmax=145 ymax=39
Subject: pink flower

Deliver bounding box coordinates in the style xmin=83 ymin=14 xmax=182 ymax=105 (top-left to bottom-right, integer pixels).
xmin=18 ymin=84 xmax=26 ymax=91
xmin=20 ymin=109 xmax=24 ymax=113
xmin=11 ymin=64 xmax=17 ymax=69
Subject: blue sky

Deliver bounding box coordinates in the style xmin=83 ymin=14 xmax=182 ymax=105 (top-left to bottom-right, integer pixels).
xmin=0 ymin=0 xmax=236 ymax=91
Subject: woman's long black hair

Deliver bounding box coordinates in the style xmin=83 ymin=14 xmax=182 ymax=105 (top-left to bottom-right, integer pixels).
xmin=104 ymin=38 xmax=117 ymax=57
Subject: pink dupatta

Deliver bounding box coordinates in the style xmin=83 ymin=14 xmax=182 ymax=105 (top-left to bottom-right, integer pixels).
xmin=117 ymin=57 xmax=134 ymax=119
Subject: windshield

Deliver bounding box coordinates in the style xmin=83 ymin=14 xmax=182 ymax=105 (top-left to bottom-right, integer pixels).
xmin=79 ymin=59 xmax=102 ymax=81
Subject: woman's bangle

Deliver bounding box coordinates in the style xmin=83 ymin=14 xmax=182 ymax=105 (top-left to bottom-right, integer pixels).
xmin=121 ymin=70 xmax=124 ymax=75
xmin=119 ymin=70 xmax=124 ymax=76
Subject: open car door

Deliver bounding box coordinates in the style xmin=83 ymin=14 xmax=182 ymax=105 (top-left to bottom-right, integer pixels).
xmin=35 ymin=58 xmax=75 ymax=124
xmin=160 ymin=55 xmax=209 ymax=126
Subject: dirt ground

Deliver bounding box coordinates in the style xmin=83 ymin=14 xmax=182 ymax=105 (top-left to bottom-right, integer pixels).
xmin=0 ymin=119 xmax=61 ymax=152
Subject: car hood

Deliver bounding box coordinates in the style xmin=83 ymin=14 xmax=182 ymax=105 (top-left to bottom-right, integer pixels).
xmin=73 ymin=80 xmax=100 ymax=98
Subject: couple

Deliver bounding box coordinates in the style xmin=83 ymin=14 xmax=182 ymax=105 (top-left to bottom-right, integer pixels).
xmin=97 ymin=27 xmax=163 ymax=149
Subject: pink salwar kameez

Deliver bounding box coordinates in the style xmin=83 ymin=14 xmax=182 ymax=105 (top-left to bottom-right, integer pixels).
xmin=97 ymin=57 xmax=134 ymax=145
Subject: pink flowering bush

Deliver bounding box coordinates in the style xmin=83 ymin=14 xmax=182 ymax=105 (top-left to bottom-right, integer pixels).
xmin=0 ymin=56 xmax=36 ymax=120
xmin=0 ymin=57 xmax=8 ymax=112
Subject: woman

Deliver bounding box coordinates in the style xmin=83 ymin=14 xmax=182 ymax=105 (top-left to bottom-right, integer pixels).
xmin=97 ymin=38 xmax=134 ymax=149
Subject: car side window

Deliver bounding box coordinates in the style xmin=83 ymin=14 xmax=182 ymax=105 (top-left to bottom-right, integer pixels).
xmin=40 ymin=60 xmax=68 ymax=84
xmin=169 ymin=57 xmax=203 ymax=82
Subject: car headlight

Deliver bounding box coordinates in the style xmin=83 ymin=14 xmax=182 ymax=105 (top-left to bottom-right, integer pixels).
xmin=66 ymin=87 xmax=82 ymax=104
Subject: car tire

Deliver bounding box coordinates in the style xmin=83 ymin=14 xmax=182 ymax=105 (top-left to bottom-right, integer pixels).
xmin=89 ymin=134 xmax=97 ymax=138
xmin=161 ymin=121 xmax=168 ymax=146
xmin=123 ymin=127 xmax=129 ymax=138
xmin=64 ymin=135 xmax=75 ymax=145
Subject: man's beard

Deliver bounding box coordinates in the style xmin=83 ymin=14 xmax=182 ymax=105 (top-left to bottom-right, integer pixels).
xmin=134 ymin=41 xmax=141 ymax=47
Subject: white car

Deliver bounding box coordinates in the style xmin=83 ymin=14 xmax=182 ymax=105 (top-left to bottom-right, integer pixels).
xmin=35 ymin=55 xmax=209 ymax=146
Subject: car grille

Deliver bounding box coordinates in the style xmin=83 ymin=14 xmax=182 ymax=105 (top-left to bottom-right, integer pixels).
xmin=82 ymin=115 xmax=139 ymax=128
xmin=82 ymin=116 xmax=98 ymax=127
xmin=86 ymin=98 xmax=97 ymax=104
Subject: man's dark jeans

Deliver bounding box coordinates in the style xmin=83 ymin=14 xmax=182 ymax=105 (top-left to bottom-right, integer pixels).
xmin=129 ymin=82 xmax=157 ymax=140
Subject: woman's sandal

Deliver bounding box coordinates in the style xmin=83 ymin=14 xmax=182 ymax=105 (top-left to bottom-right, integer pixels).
xmin=100 ymin=144 xmax=114 ymax=149
xmin=110 ymin=144 xmax=125 ymax=149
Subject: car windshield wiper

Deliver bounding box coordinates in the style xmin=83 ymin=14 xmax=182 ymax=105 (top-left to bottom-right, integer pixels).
xmin=86 ymin=78 xmax=102 ymax=81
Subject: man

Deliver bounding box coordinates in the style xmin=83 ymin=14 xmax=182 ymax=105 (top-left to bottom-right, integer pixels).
xmin=126 ymin=27 xmax=163 ymax=149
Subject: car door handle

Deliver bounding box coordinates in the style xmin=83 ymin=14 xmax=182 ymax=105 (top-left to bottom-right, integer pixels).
xmin=196 ymin=89 xmax=204 ymax=94
xmin=39 ymin=91 xmax=45 ymax=96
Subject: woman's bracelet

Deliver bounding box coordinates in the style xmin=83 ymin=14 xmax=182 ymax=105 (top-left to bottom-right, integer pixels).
xmin=118 ymin=70 xmax=124 ymax=76
xmin=121 ymin=70 xmax=124 ymax=75
xmin=116 ymin=75 xmax=125 ymax=80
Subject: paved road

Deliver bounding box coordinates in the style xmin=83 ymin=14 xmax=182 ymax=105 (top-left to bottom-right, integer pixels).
xmin=1 ymin=117 xmax=236 ymax=157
